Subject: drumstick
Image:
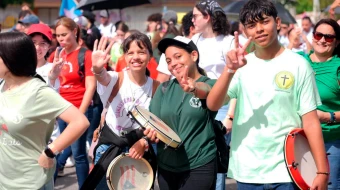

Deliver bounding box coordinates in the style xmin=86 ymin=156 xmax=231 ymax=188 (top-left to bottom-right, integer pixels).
xmin=227 ymin=98 xmax=237 ymax=118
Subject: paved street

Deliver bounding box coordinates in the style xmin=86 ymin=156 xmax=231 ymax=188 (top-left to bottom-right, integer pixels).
xmin=55 ymin=167 xmax=237 ymax=190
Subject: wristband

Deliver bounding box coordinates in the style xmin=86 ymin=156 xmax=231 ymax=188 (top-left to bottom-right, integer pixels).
xmin=328 ymin=112 xmax=336 ymax=124
xmin=316 ymin=172 xmax=330 ymax=176
xmin=91 ymin=67 xmax=105 ymax=77
xmin=227 ymin=69 xmax=236 ymax=74
xmin=142 ymin=136 xmax=149 ymax=151
xmin=226 ymin=115 xmax=233 ymax=121
xmin=44 ymin=145 xmax=58 ymax=158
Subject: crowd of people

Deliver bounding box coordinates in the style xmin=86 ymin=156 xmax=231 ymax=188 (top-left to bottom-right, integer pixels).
xmin=0 ymin=0 xmax=340 ymax=189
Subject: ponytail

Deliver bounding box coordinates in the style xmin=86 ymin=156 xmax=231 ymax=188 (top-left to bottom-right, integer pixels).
xmin=197 ymin=65 xmax=207 ymax=76
xmin=76 ymin=25 xmax=81 ymax=43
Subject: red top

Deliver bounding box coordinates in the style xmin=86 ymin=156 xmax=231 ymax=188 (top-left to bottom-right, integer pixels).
xmin=115 ymin=56 xmax=159 ymax=80
xmin=57 ymin=48 xmax=93 ymax=108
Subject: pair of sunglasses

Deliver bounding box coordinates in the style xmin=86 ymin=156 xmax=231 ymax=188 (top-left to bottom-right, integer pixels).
xmin=313 ymin=32 xmax=336 ymax=43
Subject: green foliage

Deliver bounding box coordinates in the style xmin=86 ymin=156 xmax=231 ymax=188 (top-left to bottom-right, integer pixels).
xmin=295 ymin=0 xmax=313 ymax=14
xmin=0 ymin=0 xmax=34 ymax=9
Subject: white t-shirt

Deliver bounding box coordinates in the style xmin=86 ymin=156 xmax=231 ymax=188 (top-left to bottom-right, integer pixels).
xmin=157 ymin=54 xmax=175 ymax=80
xmin=278 ymin=35 xmax=289 ymax=48
xmin=99 ymin=23 xmax=116 ymax=38
xmin=97 ymin=71 xmax=153 ymax=136
xmin=191 ymin=33 xmax=235 ymax=79
xmin=36 ymin=62 xmax=60 ymax=142
xmin=303 ymin=29 xmax=313 ymax=45
xmin=227 ymin=49 xmax=321 ymax=183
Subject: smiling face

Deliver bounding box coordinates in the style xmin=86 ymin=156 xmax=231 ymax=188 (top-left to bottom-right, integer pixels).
xmin=125 ymin=41 xmax=150 ymax=73
xmin=165 ymin=46 xmax=198 ymax=76
xmin=243 ymin=15 xmax=280 ymax=48
xmin=312 ymin=23 xmax=339 ymax=57
xmin=31 ymin=34 xmax=50 ymax=61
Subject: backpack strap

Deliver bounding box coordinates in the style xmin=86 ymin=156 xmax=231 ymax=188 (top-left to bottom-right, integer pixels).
xmin=152 ymin=80 xmax=160 ymax=97
xmin=78 ymin=47 xmax=87 ymax=82
xmin=105 ymin=72 xmax=124 ymax=109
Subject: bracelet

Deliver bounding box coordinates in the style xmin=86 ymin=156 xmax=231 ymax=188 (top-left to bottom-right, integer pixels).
xmin=189 ymin=84 xmax=196 ymax=97
xmin=316 ymin=172 xmax=330 ymax=176
xmin=328 ymin=112 xmax=336 ymax=124
xmin=142 ymin=136 xmax=149 ymax=151
xmin=91 ymin=67 xmax=105 ymax=77
xmin=227 ymin=69 xmax=236 ymax=74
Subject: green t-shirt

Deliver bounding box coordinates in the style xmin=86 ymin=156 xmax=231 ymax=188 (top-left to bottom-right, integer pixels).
xmin=110 ymin=42 xmax=123 ymax=65
xmin=149 ymin=76 xmax=217 ymax=172
xmin=227 ymin=49 xmax=321 ymax=183
xmin=299 ymin=51 xmax=340 ymax=142
xmin=0 ymin=78 xmax=71 ymax=189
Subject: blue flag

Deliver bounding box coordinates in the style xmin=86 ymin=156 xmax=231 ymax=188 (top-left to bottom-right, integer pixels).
xmin=59 ymin=0 xmax=82 ymax=19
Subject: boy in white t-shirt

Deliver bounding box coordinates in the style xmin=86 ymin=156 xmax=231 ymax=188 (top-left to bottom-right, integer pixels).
xmin=207 ymin=0 xmax=329 ymax=189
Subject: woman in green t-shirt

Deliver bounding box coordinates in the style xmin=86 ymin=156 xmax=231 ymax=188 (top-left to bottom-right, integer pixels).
xmin=0 ymin=32 xmax=89 ymax=189
xmin=298 ymin=18 xmax=340 ymax=189
xmin=146 ymin=36 xmax=218 ymax=190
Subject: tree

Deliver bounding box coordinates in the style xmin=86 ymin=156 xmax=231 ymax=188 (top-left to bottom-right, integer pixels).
xmin=0 ymin=0 xmax=34 ymax=9
xmin=295 ymin=0 xmax=313 ymax=14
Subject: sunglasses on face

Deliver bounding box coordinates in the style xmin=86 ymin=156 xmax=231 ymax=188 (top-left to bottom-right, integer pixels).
xmin=313 ymin=32 xmax=336 ymax=43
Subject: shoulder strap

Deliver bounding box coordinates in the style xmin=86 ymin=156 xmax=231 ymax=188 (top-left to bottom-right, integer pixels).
xmin=105 ymin=72 xmax=124 ymax=109
xmin=152 ymin=80 xmax=160 ymax=97
xmin=78 ymin=47 xmax=87 ymax=82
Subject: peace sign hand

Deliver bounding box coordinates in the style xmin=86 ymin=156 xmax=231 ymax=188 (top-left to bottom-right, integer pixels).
xmin=226 ymin=32 xmax=252 ymax=71
xmin=49 ymin=47 xmax=65 ymax=80
xmin=92 ymin=37 xmax=114 ymax=72
xmin=172 ymin=66 xmax=196 ymax=93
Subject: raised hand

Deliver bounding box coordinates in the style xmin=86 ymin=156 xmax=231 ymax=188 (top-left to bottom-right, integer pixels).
xmin=49 ymin=47 xmax=65 ymax=80
xmin=172 ymin=66 xmax=196 ymax=93
xmin=92 ymin=37 xmax=114 ymax=72
xmin=226 ymin=31 xmax=252 ymax=70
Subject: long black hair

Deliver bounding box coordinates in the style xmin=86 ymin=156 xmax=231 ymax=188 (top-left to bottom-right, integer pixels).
xmin=0 ymin=32 xmax=45 ymax=82
xmin=313 ymin=18 xmax=340 ymax=58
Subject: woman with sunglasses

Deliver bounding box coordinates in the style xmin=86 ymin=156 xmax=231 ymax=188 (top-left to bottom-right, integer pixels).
xmin=298 ymin=18 xmax=340 ymax=189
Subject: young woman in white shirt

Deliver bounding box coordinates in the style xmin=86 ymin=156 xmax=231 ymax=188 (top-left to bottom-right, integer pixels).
xmin=82 ymin=32 xmax=158 ymax=190
xmin=192 ymin=1 xmax=235 ymax=189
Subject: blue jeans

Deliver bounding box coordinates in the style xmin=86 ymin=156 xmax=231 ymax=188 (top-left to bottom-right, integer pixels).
xmin=56 ymin=117 xmax=89 ymax=187
xmin=39 ymin=179 xmax=54 ymax=190
xmin=237 ymin=182 xmax=299 ymax=190
xmin=325 ymin=139 xmax=340 ymax=189
xmin=215 ymin=105 xmax=230 ymax=190
xmin=94 ymin=144 xmax=111 ymax=190
xmin=86 ymin=104 xmax=103 ymax=145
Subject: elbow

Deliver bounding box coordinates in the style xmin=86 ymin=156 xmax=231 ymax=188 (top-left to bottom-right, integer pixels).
xmin=76 ymin=114 xmax=90 ymax=131
xmin=207 ymin=97 xmax=222 ymax=111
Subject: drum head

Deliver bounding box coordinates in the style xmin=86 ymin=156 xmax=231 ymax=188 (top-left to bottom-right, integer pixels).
xmin=106 ymin=154 xmax=154 ymax=190
xmin=135 ymin=106 xmax=181 ymax=143
xmin=294 ymin=133 xmax=317 ymax=186
xmin=284 ymin=128 xmax=320 ymax=189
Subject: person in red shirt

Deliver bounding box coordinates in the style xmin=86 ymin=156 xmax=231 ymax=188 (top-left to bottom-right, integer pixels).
xmin=53 ymin=17 xmax=96 ymax=187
